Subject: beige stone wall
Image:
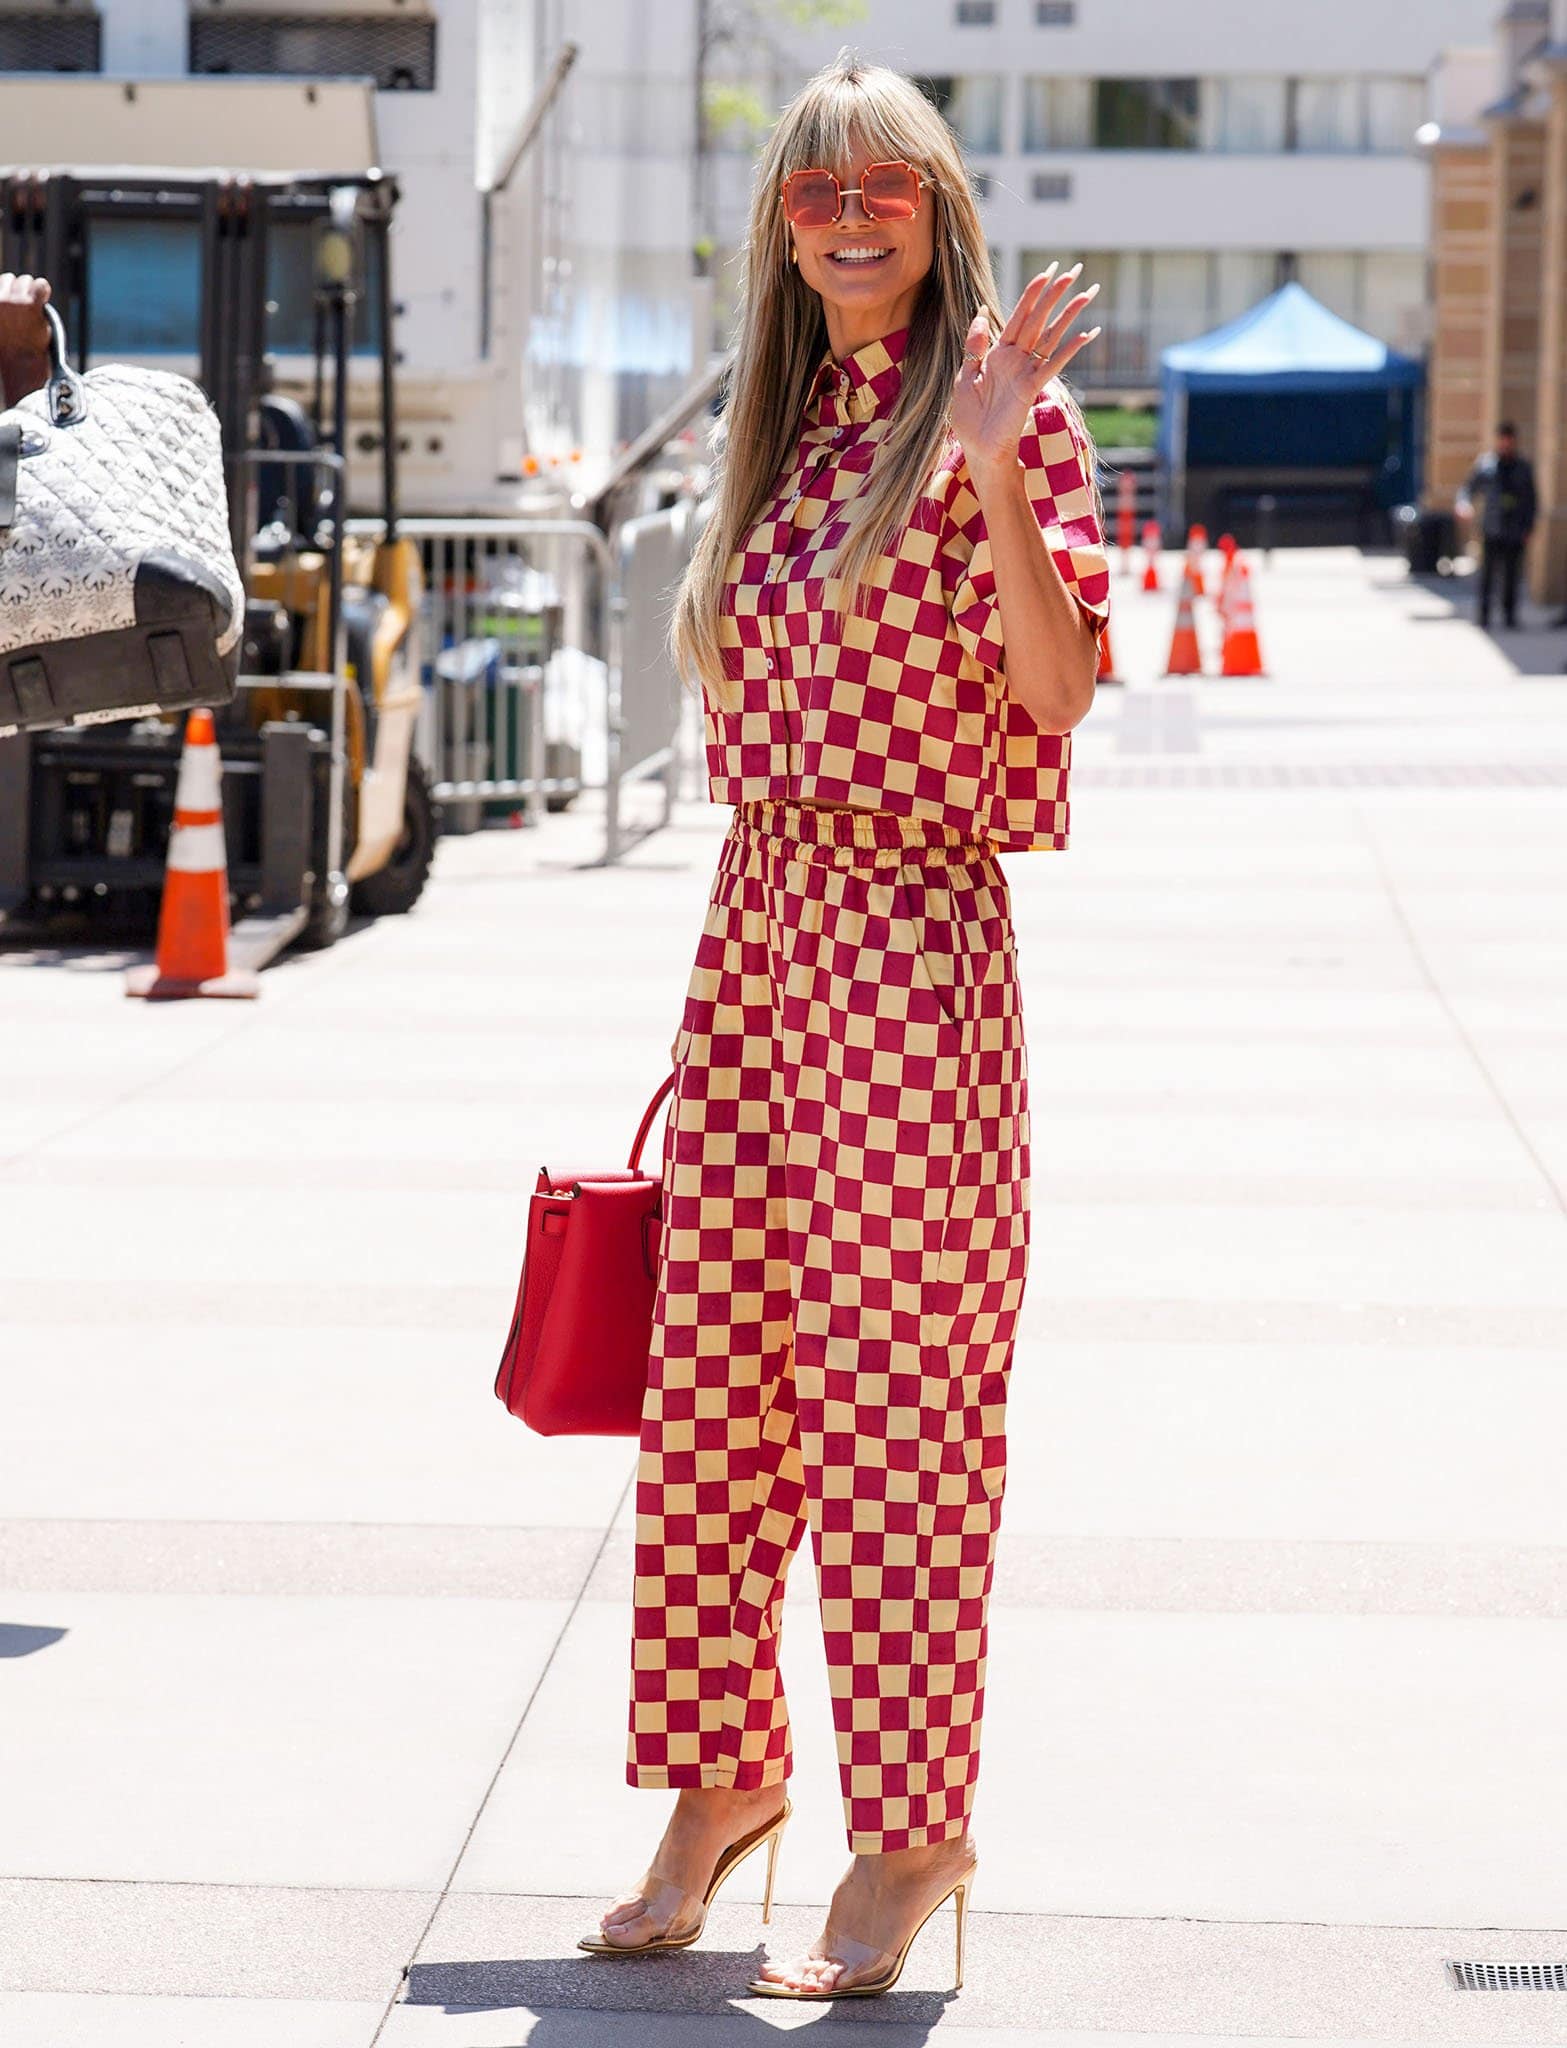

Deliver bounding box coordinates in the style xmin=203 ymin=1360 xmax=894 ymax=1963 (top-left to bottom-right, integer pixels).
xmin=1533 ymin=64 xmax=1567 ymax=605
xmin=1486 ymin=118 xmax=1547 ymax=446
xmin=1426 ymin=143 xmax=1493 ymax=509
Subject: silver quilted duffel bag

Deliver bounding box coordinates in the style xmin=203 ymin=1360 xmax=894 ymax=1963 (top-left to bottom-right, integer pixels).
xmin=0 ymin=304 xmax=245 ymax=737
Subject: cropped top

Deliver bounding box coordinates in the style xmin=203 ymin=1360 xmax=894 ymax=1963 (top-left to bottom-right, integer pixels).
xmin=705 ymin=321 xmax=1112 ymax=851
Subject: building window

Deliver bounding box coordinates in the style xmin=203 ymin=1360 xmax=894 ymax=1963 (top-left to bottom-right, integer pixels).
xmin=1023 ymin=76 xmax=1092 ymax=149
xmin=913 ymin=74 xmax=1004 ymax=154
xmin=1094 ymin=78 xmax=1200 ymax=149
xmin=1289 ymin=75 xmax=1361 ymax=152
xmin=1364 ymin=76 xmax=1423 ymax=152
xmin=955 ymin=0 xmax=996 ymax=21
xmin=0 ymin=10 xmax=101 ymax=70
xmin=1202 ymin=76 xmax=1287 ymax=152
xmin=1035 ymin=1 xmax=1075 ymax=21
xmin=1031 ymin=170 xmax=1072 ymax=200
xmin=188 ymin=13 xmax=436 ymax=91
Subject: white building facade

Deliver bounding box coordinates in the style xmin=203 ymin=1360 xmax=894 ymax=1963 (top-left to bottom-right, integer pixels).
xmin=754 ymin=0 xmax=1501 ymax=392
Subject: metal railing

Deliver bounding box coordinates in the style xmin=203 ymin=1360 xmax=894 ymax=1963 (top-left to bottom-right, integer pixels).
xmin=346 ymin=501 xmax=702 ymax=862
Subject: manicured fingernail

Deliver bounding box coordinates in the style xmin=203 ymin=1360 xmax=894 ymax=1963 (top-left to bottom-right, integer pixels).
xmin=1083 ymin=325 xmax=1102 ymax=339
xmin=1064 ymin=262 xmax=1082 ymax=278
xmin=1084 ymin=281 xmax=1100 ymax=298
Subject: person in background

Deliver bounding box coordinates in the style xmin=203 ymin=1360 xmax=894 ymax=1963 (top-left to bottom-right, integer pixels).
xmin=1456 ymin=419 xmax=1537 ymax=631
xmin=0 ymin=271 xmax=52 ymax=408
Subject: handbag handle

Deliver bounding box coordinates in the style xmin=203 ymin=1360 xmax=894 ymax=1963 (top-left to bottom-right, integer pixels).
xmin=627 ymin=1069 xmax=677 ymax=1173
xmin=41 ymin=303 xmax=88 ymax=430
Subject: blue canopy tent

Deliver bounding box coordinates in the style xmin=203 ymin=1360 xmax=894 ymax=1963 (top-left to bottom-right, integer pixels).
xmin=1157 ymin=281 xmax=1424 ymax=545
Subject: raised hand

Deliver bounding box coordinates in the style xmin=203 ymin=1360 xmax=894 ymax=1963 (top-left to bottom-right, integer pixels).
xmin=949 ymin=263 xmax=1100 ymax=478
xmin=0 ymin=271 xmax=53 ymax=406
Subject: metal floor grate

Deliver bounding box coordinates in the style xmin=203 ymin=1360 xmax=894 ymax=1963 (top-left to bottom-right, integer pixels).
xmin=1446 ymin=1959 xmax=1567 ymax=1991
xmin=1075 ymin=762 xmax=1567 ymax=789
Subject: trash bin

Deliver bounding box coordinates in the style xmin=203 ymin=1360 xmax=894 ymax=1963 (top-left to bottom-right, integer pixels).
xmin=1392 ymin=504 xmax=1457 ymax=575
xmin=471 ymin=571 xmax=576 ymax=819
xmin=426 ymin=634 xmax=500 ymax=835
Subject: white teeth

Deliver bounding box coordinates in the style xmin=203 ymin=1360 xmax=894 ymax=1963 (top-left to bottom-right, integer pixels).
xmin=830 ymin=248 xmax=890 ymax=263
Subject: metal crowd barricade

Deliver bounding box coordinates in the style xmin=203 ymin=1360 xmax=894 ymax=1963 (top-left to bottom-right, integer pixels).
xmin=602 ymin=496 xmax=705 ymax=863
xmin=346 ymin=500 xmax=701 ymax=863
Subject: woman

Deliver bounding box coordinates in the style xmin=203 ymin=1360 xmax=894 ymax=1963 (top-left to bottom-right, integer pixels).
xmin=583 ymin=52 xmax=1108 ymax=2000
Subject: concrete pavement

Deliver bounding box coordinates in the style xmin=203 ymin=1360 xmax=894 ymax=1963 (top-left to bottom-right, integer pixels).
xmin=2 ymin=545 xmax=1566 ymax=2046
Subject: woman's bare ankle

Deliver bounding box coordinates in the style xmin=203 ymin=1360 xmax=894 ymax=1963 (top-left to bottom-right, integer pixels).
xmin=673 ymin=1781 xmax=786 ymax=1830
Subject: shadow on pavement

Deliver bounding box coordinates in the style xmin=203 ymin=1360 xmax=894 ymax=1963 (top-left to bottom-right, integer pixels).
xmin=402 ymin=1947 xmax=956 ymax=2038
xmin=1402 ymin=565 xmax=1567 ymax=674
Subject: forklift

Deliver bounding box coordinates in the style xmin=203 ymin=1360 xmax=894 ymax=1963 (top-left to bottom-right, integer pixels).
xmin=0 ymin=167 xmax=437 ymax=955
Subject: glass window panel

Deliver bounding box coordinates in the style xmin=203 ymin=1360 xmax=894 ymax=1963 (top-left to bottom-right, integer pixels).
xmin=1293 ymin=75 xmax=1364 ymax=152
xmin=1206 ymin=76 xmax=1287 ymax=151
xmin=1094 ymin=78 xmax=1149 ymax=147
xmin=1214 ymin=249 xmax=1278 ymax=320
xmin=1022 ymin=75 xmax=1093 ymax=148
xmin=1150 ymin=78 xmax=1200 ymax=148
xmin=949 ymin=74 xmax=1004 ymax=152
xmin=1296 ymin=249 xmax=1359 ymax=320
xmin=1148 ymin=250 xmax=1210 ymax=318
xmin=266 ymin=221 xmax=383 ymax=355
xmin=1365 ymin=76 xmax=1423 ymax=152
xmin=1095 ymin=78 xmax=1199 ymax=149
xmin=87 ymin=220 xmax=201 ymax=355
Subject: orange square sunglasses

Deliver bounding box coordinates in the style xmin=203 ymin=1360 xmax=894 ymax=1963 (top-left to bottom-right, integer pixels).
xmin=779 ymin=159 xmax=935 ymax=228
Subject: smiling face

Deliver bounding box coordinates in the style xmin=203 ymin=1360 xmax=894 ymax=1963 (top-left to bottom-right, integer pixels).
xmin=785 ymin=132 xmax=937 ymax=358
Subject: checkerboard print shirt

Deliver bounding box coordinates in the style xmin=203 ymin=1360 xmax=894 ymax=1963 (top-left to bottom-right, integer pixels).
xmin=707 ymin=322 xmax=1112 ymax=851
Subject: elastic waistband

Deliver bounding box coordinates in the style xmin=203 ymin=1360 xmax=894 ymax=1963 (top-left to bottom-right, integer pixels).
xmin=734 ymin=798 xmax=992 ymax=860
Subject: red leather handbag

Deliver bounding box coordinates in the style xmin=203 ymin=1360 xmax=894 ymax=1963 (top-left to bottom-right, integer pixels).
xmin=493 ymin=1071 xmax=677 ymax=1437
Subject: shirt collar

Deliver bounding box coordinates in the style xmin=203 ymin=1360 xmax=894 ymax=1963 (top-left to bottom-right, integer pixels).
xmin=806 ymin=323 xmax=910 ymax=427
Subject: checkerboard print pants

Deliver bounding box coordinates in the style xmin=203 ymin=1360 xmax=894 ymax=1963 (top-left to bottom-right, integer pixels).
xmin=627 ymin=796 xmax=1030 ymax=1853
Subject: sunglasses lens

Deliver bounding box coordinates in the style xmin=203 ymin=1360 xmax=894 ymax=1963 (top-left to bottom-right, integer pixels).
xmin=785 ymin=172 xmax=840 ymax=226
xmin=862 ymin=163 xmax=920 ymax=219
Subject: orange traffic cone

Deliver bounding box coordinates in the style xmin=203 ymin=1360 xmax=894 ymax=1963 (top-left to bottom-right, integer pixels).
xmin=1140 ymin=519 xmax=1161 ymax=591
xmin=1115 ymin=469 xmax=1137 ymax=558
xmin=1219 ymin=556 xmax=1266 ymax=676
xmin=1163 ymin=565 xmax=1203 ymax=676
xmin=127 ymin=709 xmax=260 ymax=1000
xmin=1095 ymin=618 xmax=1124 ymax=685
xmin=1214 ymin=533 xmax=1238 ymax=617
xmin=1184 ymin=523 xmax=1207 ymax=598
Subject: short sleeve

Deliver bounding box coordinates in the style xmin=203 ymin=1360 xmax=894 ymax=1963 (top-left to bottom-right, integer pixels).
xmin=943 ymin=392 xmax=1112 ymax=684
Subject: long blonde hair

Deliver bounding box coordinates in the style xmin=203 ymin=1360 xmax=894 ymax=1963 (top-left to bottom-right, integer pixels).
xmin=669 ymin=49 xmax=1103 ymax=705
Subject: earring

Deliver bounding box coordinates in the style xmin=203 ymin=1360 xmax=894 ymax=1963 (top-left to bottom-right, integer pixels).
xmin=789 ymin=241 xmax=798 ymax=266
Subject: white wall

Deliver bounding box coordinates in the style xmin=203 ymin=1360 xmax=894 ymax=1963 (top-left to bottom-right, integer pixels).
xmin=787 ymin=0 xmax=1498 ymax=78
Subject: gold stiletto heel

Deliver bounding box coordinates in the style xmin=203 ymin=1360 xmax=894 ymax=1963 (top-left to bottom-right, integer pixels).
xmin=746 ymin=1855 xmax=977 ymax=1999
xmin=579 ymin=1797 xmax=791 ymax=1956
xmin=762 ymin=1813 xmax=784 ymax=1924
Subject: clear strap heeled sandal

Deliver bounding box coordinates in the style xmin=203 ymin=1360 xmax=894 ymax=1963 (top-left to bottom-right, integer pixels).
xmin=745 ymin=1863 xmax=972 ymax=2000
xmin=578 ymin=1798 xmax=792 ymax=1955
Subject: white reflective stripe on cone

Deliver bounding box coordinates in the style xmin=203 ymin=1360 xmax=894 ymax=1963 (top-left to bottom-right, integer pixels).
xmin=173 ymin=744 xmax=222 ymax=815
xmin=166 ymin=823 xmax=229 ymax=873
